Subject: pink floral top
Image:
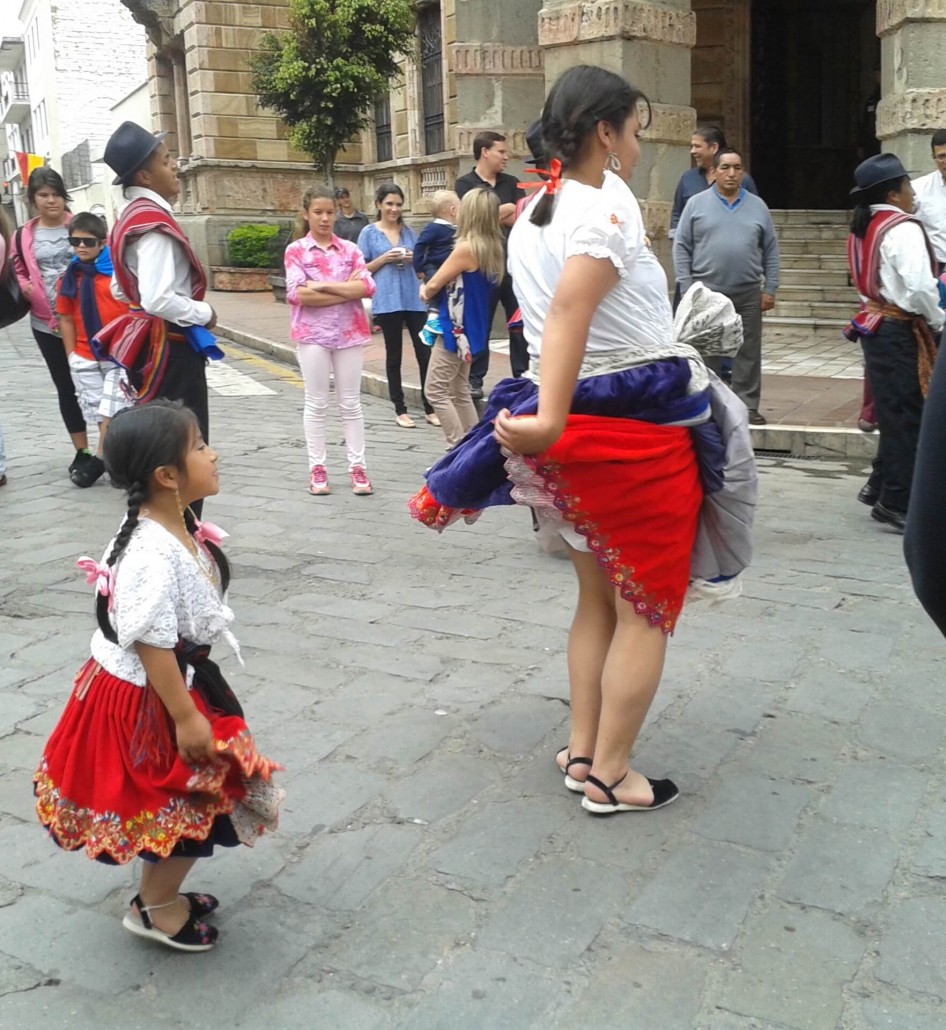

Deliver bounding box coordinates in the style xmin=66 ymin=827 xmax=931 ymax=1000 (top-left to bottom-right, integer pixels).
xmin=284 ymin=233 xmax=376 ymax=348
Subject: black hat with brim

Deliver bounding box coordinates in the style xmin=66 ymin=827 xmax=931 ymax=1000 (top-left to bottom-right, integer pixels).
xmin=850 ymin=152 xmax=909 ymax=196
xmin=524 ymin=119 xmax=549 ymax=167
xmin=104 ymin=121 xmax=167 ymax=186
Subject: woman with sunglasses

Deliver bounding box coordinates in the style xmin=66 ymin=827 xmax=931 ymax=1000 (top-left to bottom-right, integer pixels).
xmin=10 ymin=167 xmax=95 ymax=480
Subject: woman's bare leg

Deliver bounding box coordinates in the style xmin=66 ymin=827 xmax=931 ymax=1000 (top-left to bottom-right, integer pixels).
xmin=136 ymin=856 xmax=199 ymax=934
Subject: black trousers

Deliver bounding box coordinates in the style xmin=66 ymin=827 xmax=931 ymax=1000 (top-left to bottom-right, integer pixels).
xmin=375 ymin=311 xmax=432 ymax=415
xmin=905 ymin=333 xmax=946 ymax=637
xmin=156 ymin=340 xmax=210 ymax=517
xmin=33 ymin=328 xmax=86 ymax=436
xmin=861 ymin=319 xmax=924 ymax=513
xmin=471 ymin=271 xmax=526 ymax=387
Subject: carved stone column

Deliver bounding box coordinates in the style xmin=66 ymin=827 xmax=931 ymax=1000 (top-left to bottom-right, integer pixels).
xmin=537 ymin=0 xmax=696 ymax=251
xmin=876 ymin=0 xmax=946 ymax=173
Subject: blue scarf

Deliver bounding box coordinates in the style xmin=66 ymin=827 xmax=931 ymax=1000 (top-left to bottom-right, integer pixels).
xmin=58 ymin=247 xmax=114 ymax=343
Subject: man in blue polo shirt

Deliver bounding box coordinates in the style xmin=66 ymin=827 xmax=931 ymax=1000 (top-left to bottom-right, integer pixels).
xmin=673 ymin=147 xmax=780 ymax=425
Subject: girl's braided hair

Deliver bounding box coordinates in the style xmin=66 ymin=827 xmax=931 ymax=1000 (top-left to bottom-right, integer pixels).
xmin=531 ymin=65 xmax=651 ymax=228
xmin=95 ymin=400 xmax=231 ymax=643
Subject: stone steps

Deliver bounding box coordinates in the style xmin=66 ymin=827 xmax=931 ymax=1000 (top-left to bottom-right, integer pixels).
xmin=780 ymin=267 xmax=851 ymax=288
xmin=769 ymin=208 xmax=848 ymax=225
xmin=776 ymin=283 xmax=857 ymax=304
xmin=781 ymin=254 xmax=849 ymax=271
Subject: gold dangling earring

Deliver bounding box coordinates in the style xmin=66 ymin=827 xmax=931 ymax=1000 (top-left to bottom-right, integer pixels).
xmin=607 ymin=151 xmax=622 ymax=173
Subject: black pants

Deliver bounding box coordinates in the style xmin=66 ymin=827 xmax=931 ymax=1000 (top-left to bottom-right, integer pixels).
xmin=375 ymin=311 xmax=432 ymax=415
xmin=861 ymin=320 xmax=924 ymax=513
xmin=33 ymin=328 xmax=86 ymax=436
xmin=471 ymin=271 xmax=526 ymax=387
xmin=905 ymin=334 xmax=946 ymax=637
xmin=156 ymin=340 xmax=209 ymax=517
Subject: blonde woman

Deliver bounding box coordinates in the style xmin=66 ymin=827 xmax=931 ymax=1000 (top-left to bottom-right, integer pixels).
xmin=419 ymin=188 xmax=504 ymax=448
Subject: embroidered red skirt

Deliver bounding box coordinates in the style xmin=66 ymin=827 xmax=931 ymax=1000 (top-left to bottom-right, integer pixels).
xmin=34 ymin=660 xmax=280 ymax=864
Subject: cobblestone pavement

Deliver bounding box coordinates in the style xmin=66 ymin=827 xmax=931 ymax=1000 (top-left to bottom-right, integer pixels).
xmin=1 ymin=320 xmax=945 ymax=1030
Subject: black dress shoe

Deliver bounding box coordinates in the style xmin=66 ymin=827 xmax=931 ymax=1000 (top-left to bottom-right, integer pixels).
xmin=748 ymin=409 xmax=767 ymax=426
xmin=871 ymin=501 xmax=907 ymax=532
xmin=857 ymin=483 xmax=880 ymax=506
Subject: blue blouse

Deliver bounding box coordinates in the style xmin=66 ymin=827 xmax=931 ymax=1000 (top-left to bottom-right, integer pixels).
xmin=356 ymin=223 xmax=426 ymax=315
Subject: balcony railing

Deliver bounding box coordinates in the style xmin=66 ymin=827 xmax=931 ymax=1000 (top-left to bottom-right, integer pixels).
xmin=0 ymin=82 xmax=30 ymax=123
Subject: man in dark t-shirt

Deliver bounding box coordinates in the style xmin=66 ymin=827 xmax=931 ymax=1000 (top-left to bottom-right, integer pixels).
xmin=333 ymin=187 xmax=370 ymax=243
xmin=455 ymin=131 xmax=527 ymax=393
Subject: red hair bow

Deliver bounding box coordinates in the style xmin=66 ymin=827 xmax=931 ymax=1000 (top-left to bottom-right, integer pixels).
xmin=518 ymin=158 xmax=563 ymax=196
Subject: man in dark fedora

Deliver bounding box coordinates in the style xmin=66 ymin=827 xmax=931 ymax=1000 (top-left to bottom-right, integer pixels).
xmin=844 ymin=152 xmax=943 ymax=532
xmin=94 ymin=122 xmax=217 ymax=511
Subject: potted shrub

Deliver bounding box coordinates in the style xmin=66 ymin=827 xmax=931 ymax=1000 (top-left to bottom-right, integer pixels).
xmin=211 ymin=224 xmax=284 ymax=292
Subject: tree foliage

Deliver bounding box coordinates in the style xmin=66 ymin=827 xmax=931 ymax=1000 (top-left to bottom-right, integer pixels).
xmin=251 ymin=0 xmax=416 ymax=182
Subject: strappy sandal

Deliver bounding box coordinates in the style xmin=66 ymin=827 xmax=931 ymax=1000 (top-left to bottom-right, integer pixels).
xmin=122 ymin=893 xmax=219 ymax=952
xmin=555 ymin=746 xmax=593 ymax=793
xmin=182 ymin=892 xmax=219 ymax=918
xmin=580 ymin=773 xmax=679 ymax=815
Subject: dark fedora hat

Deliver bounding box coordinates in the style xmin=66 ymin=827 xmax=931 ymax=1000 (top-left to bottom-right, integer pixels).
xmin=850 ymin=153 xmax=909 ymax=196
xmin=524 ymin=119 xmax=549 ymax=167
xmin=104 ymin=121 xmax=167 ymax=186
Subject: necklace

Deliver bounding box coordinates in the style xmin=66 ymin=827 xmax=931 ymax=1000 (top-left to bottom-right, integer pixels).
xmin=141 ymin=502 xmax=220 ymax=590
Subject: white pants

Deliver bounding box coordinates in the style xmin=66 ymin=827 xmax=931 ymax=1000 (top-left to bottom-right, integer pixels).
xmin=297 ymin=343 xmax=366 ymax=470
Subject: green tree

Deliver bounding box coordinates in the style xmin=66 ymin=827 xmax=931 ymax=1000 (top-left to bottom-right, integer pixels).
xmin=251 ymin=0 xmax=416 ymax=184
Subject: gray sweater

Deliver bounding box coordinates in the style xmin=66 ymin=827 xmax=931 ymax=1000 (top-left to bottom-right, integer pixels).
xmin=673 ymin=188 xmax=780 ymax=297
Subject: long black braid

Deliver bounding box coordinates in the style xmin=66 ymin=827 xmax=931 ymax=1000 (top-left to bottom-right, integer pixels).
xmin=93 ymin=400 xmax=231 ymax=641
xmin=530 ymin=65 xmax=651 ymax=229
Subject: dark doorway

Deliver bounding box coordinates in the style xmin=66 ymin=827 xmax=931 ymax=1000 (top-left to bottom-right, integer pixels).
xmin=750 ymin=0 xmax=879 ymax=208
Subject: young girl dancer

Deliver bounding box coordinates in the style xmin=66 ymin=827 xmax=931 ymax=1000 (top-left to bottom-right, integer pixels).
xmin=284 ymin=185 xmax=375 ymax=496
xmin=34 ymin=401 xmax=281 ymax=952
xmin=419 ymin=188 xmax=505 ymax=449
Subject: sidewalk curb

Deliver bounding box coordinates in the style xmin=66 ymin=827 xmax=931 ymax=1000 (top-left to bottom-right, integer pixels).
xmin=218 ymin=322 xmax=877 ymax=463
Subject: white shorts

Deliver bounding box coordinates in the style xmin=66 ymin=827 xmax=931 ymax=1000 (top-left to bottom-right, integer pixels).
xmin=68 ymin=354 xmax=130 ymax=423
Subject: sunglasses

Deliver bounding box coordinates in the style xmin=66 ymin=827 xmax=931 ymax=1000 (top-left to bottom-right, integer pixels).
xmin=69 ymin=237 xmax=104 ymax=248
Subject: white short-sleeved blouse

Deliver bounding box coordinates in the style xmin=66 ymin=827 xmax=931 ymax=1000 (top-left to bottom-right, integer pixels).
xmin=509 ymin=172 xmax=700 ymax=381
xmin=89 ymin=519 xmax=238 ymax=687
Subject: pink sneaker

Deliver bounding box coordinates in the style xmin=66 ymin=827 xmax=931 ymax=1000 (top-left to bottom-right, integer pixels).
xmin=309 ymin=465 xmax=331 ymax=495
xmin=350 ymin=466 xmax=373 ymax=495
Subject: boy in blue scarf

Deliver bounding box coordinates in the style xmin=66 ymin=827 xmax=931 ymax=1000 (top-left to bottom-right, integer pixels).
xmin=56 ymin=212 xmax=130 ymax=487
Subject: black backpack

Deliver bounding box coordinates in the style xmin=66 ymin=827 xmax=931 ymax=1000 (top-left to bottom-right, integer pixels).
xmin=0 ymin=226 xmax=32 ymax=330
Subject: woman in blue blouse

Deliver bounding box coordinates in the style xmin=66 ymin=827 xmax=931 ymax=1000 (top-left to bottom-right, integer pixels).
xmin=357 ymin=183 xmax=436 ymax=428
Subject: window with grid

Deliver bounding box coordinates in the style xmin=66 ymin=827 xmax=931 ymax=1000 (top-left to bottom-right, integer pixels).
xmin=374 ymin=93 xmax=393 ymax=163
xmin=418 ymin=4 xmax=444 ymax=155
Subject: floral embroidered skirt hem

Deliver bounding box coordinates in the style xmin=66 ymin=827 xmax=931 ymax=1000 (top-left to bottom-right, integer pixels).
xmin=34 ymin=660 xmax=282 ymax=865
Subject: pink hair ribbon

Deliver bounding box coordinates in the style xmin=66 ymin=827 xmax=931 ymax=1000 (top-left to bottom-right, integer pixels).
xmin=193 ymin=518 xmax=228 ymax=553
xmin=518 ymin=157 xmax=564 ymax=196
xmin=76 ymin=556 xmax=116 ymax=612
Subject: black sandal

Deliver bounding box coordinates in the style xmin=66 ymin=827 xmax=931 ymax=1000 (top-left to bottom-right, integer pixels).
xmin=555 ymin=746 xmax=593 ymax=793
xmin=580 ymin=773 xmax=679 ymax=815
xmin=182 ymin=892 xmax=219 ymax=918
xmin=122 ymin=893 xmax=219 ymax=952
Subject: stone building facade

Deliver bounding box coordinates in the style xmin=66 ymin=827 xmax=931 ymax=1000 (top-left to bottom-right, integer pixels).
xmin=119 ymin=0 xmax=946 ymax=266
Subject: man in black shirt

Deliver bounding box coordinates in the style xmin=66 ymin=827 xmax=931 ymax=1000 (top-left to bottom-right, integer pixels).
xmin=455 ymin=131 xmax=527 ymax=394
xmin=333 ymin=187 xmax=370 ymax=243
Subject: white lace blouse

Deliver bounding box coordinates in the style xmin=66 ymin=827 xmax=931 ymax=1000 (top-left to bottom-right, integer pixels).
xmin=89 ymin=519 xmax=239 ymax=687
xmin=508 ymin=171 xmax=704 ymax=383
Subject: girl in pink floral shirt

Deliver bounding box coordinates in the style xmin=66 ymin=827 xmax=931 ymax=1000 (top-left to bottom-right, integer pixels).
xmin=285 ymin=186 xmax=377 ymax=495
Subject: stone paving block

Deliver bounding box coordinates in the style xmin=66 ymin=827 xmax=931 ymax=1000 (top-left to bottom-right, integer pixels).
xmin=632 ymin=724 xmax=741 ymax=788
xmin=398 ymin=950 xmax=570 ymax=1029
xmin=627 ymin=839 xmax=771 ymax=951
xmin=691 ymin=775 xmax=813 ymax=852
xmin=0 ymin=953 xmax=44 ymax=995
xmin=276 ymin=823 xmax=422 ymax=909
xmin=913 ymin=800 xmax=946 ymax=879
xmin=677 ymin=678 xmax=783 ymax=738
xmin=326 ymin=878 xmax=477 ymax=990
xmin=818 ymin=623 xmax=899 ymax=670
xmin=785 ymin=661 xmax=876 ymax=722
xmin=312 ymin=672 xmax=428 ymax=728
xmin=0 ymin=894 xmax=152 ymax=992
xmin=819 ymin=761 xmax=928 ymax=833
xmin=715 ymin=900 xmax=866 ymax=1028
xmin=429 ymin=798 xmax=571 ymax=888
xmin=320 ymin=639 xmax=445 ymax=683
xmin=700 ymin=1012 xmax=793 ymax=1030
xmin=859 ymin=999 xmax=946 ymax=1029
xmin=875 ymin=897 xmax=946 ymax=998
xmin=778 ymin=821 xmax=900 ymax=920
xmin=238 ymin=987 xmax=394 ymax=1029
xmin=469 ymin=696 xmax=568 ymax=756
xmin=249 ymin=712 xmax=354 ymax=776
xmin=280 ymin=593 xmax=396 ymax=622
xmin=383 ymin=754 xmax=497 ymax=824
xmin=278 ymin=763 xmax=385 ymax=835
xmin=387 ymin=607 xmax=506 ymax=640
xmin=338 ymin=707 xmax=456 ymax=769
xmin=0 ymin=691 xmax=45 ymax=736
xmin=549 ymin=941 xmax=710 ymax=1030
xmin=476 ymin=856 xmax=627 ymax=967
xmin=0 ymin=985 xmax=180 ymax=1030
xmin=742 ymin=712 xmax=842 ymax=785
xmin=857 ymin=700 xmax=946 ymax=763
xmin=0 ymin=731 xmax=44 ymax=772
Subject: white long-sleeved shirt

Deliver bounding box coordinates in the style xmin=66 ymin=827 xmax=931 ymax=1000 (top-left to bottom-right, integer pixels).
xmin=913 ymin=170 xmax=946 ymax=265
xmin=110 ymin=187 xmax=213 ymax=327
xmin=862 ymin=205 xmax=944 ymax=331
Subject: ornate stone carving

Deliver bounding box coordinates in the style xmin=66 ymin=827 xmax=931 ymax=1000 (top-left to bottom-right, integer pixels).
xmin=876 ymin=89 xmax=946 ymax=138
xmin=877 ymin=0 xmax=946 ymax=36
xmin=120 ymin=0 xmax=176 ymax=48
xmin=452 ymin=44 xmax=544 ymax=76
xmin=640 ymin=103 xmax=695 ymax=144
xmin=539 ymin=1 xmax=696 ymax=48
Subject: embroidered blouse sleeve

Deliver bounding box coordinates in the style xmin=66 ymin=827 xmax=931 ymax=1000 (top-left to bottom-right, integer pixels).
xmin=563 ymin=202 xmax=630 ymax=277
xmin=112 ymin=545 xmax=180 ymax=651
